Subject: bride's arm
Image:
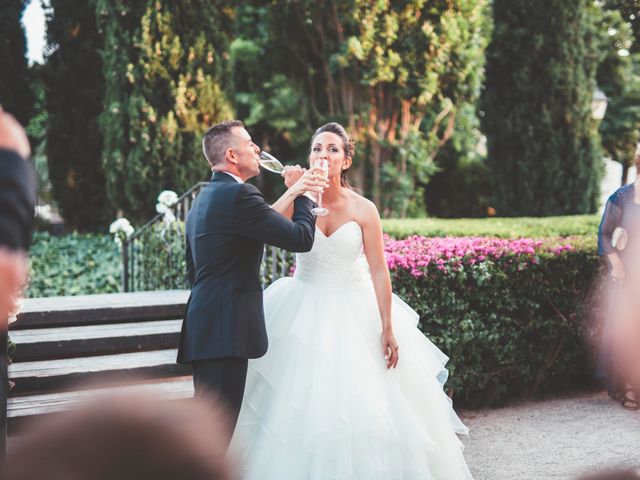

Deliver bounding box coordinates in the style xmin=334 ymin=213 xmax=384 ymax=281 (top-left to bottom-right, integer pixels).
xmin=361 ymin=200 xmax=399 ymax=369
xmin=270 ymin=167 xmax=326 ymax=218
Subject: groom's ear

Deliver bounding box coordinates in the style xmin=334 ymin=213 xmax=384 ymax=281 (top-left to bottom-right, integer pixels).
xmin=225 ymin=147 xmax=238 ymax=165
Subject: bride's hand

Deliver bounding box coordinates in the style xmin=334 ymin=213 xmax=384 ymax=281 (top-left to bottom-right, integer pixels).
xmin=289 ymin=166 xmax=328 ymax=198
xmin=382 ymin=330 xmax=399 ymax=369
xmin=283 ymin=165 xmax=305 ymax=188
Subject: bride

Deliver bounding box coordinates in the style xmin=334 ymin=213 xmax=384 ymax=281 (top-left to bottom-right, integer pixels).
xmin=230 ymin=122 xmax=473 ymax=479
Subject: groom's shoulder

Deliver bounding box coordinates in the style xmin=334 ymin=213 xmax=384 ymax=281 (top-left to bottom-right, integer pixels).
xmin=235 ymin=182 xmax=265 ymax=201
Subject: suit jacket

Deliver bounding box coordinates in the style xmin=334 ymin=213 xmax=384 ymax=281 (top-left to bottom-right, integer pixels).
xmin=177 ymin=172 xmax=316 ymax=363
xmin=0 ymin=149 xmax=36 ymax=251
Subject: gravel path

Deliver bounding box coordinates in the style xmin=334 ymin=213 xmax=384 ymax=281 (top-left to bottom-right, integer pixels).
xmin=459 ymin=390 xmax=640 ymax=480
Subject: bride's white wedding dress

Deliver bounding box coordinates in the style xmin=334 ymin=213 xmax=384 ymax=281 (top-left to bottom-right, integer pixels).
xmin=230 ymin=221 xmax=473 ymax=479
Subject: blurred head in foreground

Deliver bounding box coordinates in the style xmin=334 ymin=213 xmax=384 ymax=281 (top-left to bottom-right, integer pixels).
xmin=578 ymin=469 xmax=640 ymax=480
xmin=4 ymin=395 xmax=237 ymax=480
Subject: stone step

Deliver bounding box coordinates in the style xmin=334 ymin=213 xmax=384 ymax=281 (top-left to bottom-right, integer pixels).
xmin=10 ymin=319 xmax=182 ymax=362
xmin=8 ymin=349 xmax=190 ymax=395
xmin=14 ymin=290 xmax=189 ymax=329
xmin=7 ymin=377 xmax=193 ymax=435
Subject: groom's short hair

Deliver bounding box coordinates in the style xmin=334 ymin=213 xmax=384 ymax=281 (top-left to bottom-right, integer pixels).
xmin=202 ymin=120 xmax=245 ymax=167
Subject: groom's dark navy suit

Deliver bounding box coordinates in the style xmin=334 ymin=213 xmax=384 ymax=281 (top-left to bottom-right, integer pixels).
xmin=177 ymin=171 xmax=316 ymax=430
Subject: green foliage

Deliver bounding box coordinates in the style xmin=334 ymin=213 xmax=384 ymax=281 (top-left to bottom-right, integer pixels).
xmin=27 ymin=232 xmax=121 ymax=298
xmin=97 ymin=0 xmax=234 ymax=222
xmin=43 ymin=0 xmax=112 ymax=231
xmin=390 ymin=247 xmax=601 ymax=406
xmin=25 ymin=65 xmax=51 ymax=204
xmin=425 ymin=103 xmax=490 ymax=217
xmin=382 ymin=215 xmax=600 ymax=240
xmin=599 ymin=0 xmax=640 ymax=53
xmin=0 ymin=0 xmax=34 ymax=125
xmin=381 ymin=131 xmax=439 ymax=218
xmin=233 ymin=0 xmax=489 ymax=216
xmin=481 ymin=0 xmax=603 ymax=216
xmin=597 ymin=4 xmax=640 ymax=174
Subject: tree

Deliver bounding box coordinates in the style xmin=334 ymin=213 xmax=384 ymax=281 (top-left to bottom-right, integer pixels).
xmin=424 ymin=104 xmax=490 ymax=217
xmin=598 ymin=0 xmax=640 ymax=52
xmin=0 ymin=0 xmax=34 ymax=125
xmin=97 ymin=0 xmax=234 ymax=221
xmin=43 ymin=0 xmax=112 ymax=231
xmin=481 ymin=0 xmax=603 ymax=216
xmin=233 ymin=0 xmax=488 ymax=217
xmin=597 ymin=2 xmax=640 ymax=183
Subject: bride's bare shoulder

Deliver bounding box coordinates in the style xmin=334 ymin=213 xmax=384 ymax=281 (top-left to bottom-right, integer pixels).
xmin=346 ymin=190 xmax=380 ymax=222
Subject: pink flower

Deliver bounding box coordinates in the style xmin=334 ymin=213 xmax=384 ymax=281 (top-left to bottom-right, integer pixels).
xmin=383 ymin=235 xmax=573 ymax=275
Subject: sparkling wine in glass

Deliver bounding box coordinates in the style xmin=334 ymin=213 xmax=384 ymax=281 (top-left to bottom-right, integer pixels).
xmin=258 ymin=151 xmax=285 ymax=175
xmin=311 ymin=158 xmax=329 ymax=216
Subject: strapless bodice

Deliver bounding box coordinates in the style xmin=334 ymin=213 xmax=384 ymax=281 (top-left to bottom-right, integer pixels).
xmin=293 ymin=221 xmax=371 ymax=287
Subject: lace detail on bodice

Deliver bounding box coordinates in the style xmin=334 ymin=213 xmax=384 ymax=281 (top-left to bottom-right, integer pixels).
xmin=293 ymin=221 xmax=371 ymax=288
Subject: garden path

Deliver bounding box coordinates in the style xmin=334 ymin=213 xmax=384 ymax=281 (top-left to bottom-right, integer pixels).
xmin=460 ymin=390 xmax=640 ymax=479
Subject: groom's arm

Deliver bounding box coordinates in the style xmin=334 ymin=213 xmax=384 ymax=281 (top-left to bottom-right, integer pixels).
xmin=185 ymin=238 xmax=195 ymax=288
xmin=234 ymin=183 xmax=316 ymax=252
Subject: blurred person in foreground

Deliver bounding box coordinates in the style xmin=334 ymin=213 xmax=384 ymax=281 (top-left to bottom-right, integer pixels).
xmin=0 ymin=108 xmax=35 ymax=460
xmin=4 ymin=395 xmax=238 ymax=480
xmin=0 ymin=108 xmax=34 ymax=329
xmin=578 ymin=468 xmax=640 ymax=479
xmin=597 ymin=152 xmax=640 ymax=410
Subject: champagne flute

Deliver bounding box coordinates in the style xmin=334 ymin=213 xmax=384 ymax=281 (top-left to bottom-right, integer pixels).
xmin=311 ymin=158 xmax=329 ymax=216
xmin=258 ymin=151 xmax=285 ymax=175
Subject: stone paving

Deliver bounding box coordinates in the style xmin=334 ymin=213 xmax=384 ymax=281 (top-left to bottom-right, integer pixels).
xmin=459 ymin=390 xmax=640 ymax=480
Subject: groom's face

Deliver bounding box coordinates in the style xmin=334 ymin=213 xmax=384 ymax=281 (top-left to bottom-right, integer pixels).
xmin=231 ymin=127 xmax=261 ymax=180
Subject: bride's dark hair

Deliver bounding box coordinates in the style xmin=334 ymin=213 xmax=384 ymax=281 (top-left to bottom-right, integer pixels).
xmin=311 ymin=122 xmax=354 ymax=188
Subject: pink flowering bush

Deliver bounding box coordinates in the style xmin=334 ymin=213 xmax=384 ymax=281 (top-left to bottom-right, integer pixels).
xmin=384 ymin=235 xmax=573 ymax=277
xmin=384 ymin=235 xmax=601 ymax=407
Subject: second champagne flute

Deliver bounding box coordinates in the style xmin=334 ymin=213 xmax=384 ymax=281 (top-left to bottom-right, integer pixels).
xmin=311 ymin=158 xmax=329 ymax=216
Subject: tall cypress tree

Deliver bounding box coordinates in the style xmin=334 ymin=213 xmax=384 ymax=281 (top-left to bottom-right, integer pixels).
xmin=0 ymin=0 xmax=34 ymax=125
xmin=44 ymin=0 xmax=111 ymax=231
xmin=97 ymin=0 xmax=234 ymax=221
xmin=481 ymin=0 xmax=602 ymax=216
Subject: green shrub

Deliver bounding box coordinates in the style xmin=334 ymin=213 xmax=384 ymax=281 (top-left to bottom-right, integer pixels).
xmin=27 ymin=232 xmax=121 ymax=298
xmin=385 ymin=235 xmax=602 ymax=407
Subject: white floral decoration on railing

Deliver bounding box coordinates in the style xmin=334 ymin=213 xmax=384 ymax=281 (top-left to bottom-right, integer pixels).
xmin=109 ymin=217 xmax=135 ymax=246
xmin=156 ymin=190 xmax=178 ymax=223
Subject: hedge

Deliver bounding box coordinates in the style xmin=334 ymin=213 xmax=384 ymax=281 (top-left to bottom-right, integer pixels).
xmin=27 ymin=232 xmax=121 ymax=298
xmin=385 ymin=235 xmax=602 ymax=407
xmin=26 ymin=220 xmax=604 ymax=407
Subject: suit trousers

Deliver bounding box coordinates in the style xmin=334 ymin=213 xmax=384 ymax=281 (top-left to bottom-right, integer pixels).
xmin=192 ymin=357 xmax=248 ymax=441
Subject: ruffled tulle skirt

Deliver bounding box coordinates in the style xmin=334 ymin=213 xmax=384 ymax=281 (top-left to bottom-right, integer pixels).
xmin=230 ymin=275 xmax=473 ymax=479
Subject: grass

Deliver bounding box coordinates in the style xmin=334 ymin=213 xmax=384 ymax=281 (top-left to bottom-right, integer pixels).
xmin=382 ymin=214 xmax=600 ymax=239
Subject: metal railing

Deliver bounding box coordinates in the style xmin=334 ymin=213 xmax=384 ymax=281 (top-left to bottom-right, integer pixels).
xmin=121 ymin=183 xmax=296 ymax=292
xmin=122 ymin=182 xmax=208 ymax=292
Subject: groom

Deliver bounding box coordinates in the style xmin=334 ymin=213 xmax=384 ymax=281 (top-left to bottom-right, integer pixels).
xmin=177 ymin=120 xmax=317 ymax=438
